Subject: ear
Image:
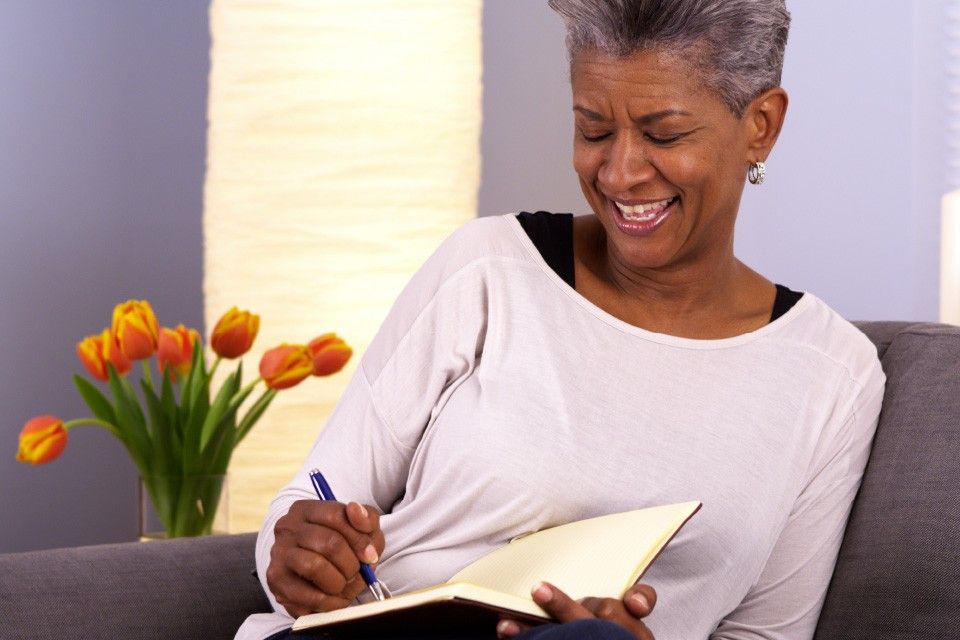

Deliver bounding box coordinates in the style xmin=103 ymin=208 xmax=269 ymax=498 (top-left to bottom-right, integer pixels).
xmin=743 ymin=87 xmax=788 ymax=162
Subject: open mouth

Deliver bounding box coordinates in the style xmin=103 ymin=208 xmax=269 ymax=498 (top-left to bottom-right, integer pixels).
xmin=608 ymin=196 xmax=678 ymax=236
xmin=614 ymin=196 xmax=679 ymax=220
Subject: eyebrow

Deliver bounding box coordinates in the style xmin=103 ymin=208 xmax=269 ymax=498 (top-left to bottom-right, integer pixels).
xmin=573 ymin=106 xmax=691 ymax=125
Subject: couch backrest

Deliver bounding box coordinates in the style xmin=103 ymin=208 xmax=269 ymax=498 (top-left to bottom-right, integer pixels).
xmin=815 ymin=322 xmax=960 ymax=639
xmin=0 ymin=531 xmax=269 ymax=640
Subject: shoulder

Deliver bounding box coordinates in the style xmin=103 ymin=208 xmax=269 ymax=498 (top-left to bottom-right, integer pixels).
xmin=772 ymin=294 xmax=886 ymax=406
xmin=359 ymin=214 xmax=546 ymax=382
xmin=419 ymin=213 xmax=542 ymax=282
xmin=370 ymin=214 xmax=540 ymax=331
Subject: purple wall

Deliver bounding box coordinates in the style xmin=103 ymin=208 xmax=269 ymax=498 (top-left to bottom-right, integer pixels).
xmin=2 ymin=0 xmax=948 ymax=554
xmin=479 ymin=0 xmax=946 ymax=322
xmin=0 ymin=1 xmax=209 ymax=552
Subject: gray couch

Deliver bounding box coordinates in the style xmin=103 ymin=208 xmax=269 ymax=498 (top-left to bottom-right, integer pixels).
xmin=2 ymin=321 xmax=958 ymax=640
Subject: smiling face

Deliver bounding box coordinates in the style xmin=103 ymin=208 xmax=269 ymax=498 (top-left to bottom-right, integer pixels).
xmin=572 ymin=47 xmax=757 ymax=275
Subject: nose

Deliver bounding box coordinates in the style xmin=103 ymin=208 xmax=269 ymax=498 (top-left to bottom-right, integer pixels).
xmin=597 ymin=130 xmax=656 ymax=196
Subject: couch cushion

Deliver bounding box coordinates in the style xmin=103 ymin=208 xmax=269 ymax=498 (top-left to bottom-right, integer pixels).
xmin=815 ymin=323 xmax=960 ymax=639
xmin=0 ymin=532 xmax=270 ymax=640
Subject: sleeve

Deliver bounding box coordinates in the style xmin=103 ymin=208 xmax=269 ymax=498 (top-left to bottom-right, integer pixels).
xmin=251 ymin=222 xmax=493 ymax=618
xmin=711 ymin=366 xmax=885 ymax=640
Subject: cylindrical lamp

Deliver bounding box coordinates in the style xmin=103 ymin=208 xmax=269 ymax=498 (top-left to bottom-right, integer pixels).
xmin=941 ymin=191 xmax=960 ymax=325
xmin=204 ymin=0 xmax=482 ymax=531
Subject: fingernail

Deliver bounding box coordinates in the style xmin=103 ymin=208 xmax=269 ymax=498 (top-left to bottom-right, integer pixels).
xmin=497 ymin=620 xmax=519 ymax=637
xmin=363 ymin=544 xmax=379 ymax=564
xmin=357 ymin=503 xmax=368 ymax=518
xmin=531 ymin=581 xmax=553 ymax=603
xmin=630 ymin=592 xmax=649 ymax=611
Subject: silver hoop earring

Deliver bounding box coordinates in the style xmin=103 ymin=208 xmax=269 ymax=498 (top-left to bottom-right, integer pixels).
xmin=748 ymin=161 xmax=766 ymax=185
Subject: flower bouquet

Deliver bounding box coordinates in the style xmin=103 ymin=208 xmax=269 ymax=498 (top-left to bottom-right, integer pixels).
xmin=16 ymin=300 xmax=352 ymax=538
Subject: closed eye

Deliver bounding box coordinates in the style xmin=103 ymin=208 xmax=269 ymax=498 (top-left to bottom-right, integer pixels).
xmin=645 ymin=132 xmax=686 ymax=145
xmin=579 ymin=131 xmax=611 ymax=143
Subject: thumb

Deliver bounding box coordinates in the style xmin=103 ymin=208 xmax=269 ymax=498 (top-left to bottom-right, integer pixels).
xmin=623 ymin=583 xmax=657 ymax=618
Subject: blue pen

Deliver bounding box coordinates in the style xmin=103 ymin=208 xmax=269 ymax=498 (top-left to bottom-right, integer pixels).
xmin=309 ymin=468 xmax=388 ymax=601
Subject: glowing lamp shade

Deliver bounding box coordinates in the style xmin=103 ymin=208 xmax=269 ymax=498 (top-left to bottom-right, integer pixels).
xmin=203 ymin=1 xmax=481 ymax=531
xmin=942 ymin=191 xmax=960 ymax=325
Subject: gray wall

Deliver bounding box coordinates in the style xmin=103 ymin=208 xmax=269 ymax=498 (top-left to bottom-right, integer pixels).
xmin=0 ymin=1 xmax=208 ymax=552
xmin=480 ymin=0 xmax=946 ymax=322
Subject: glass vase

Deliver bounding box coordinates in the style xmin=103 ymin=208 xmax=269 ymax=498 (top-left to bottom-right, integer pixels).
xmin=138 ymin=473 xmax=229 ymax=540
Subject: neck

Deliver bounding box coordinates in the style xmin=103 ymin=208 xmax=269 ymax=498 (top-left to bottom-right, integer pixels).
xmin=576 ymin=215 xmax=773 ymax=337
xmin=605 ymin=223 xmax=741 ymax=303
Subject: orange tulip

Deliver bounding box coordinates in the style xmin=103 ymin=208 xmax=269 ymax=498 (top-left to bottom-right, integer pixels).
xmin=211 ymin=307 xmax=260 ymax=359
xmin=259 ymin=344 xmax=313 ymax=390
xmin=16 ymin=415 xmax=68 ymax=464
xmin=111 ymin=300 xmax=159 ymax=360
xmin=76 ymin=329 xmax=132 ymax=381
xmin=157 ymin=324 xmax=200 ymax=381
xmin=307 ymin=333 xmax=352 ymax=376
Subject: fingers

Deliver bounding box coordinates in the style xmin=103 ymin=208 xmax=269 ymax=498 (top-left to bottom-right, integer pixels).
xmin=530 ymin=581 xmax=594 ymax=623
xmin=346 ymin=502 xmax=387 ymax=560
xmin=622 ymin=583 xmax=657 ymax=619
xmin=496 ymin=619 xmax=530 ymax=638
xmin=341 ymin=572 xmax=368 ymax=602
xmin=267 ymin=500 xmax=386 ymax=616
xmin=529 ymin=582 xmax=654 ymax=640
xmin=266 ymin=563 xmax=353 ymax=618
xmin=284 ymin=545 xmax=353 ymax=594
xmin=498 ymin=582 xmax=594 ymax=638
xmin=345 ymin=501 xmax=380 ymax=534
xmin=578 ymin=596 xmax=624 ymax=620
xmin=294 ymin=500 xmax=382 ymax=564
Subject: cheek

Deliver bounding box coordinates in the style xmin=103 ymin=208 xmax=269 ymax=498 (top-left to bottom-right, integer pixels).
xmin=572 ymin=143 xmax=602 ymax=180
xmin=652 ymin=145 xmax=731 ymax=200
xmin=649 ymin=150 xmax=702 ymax=192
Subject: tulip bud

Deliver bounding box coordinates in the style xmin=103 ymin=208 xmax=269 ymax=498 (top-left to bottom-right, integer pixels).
xmin=16 ymin=415 xmax=68 ymax=465
xmin=111 ymin=300 xmax=160 ymax=361
xmin=157 ymin=324 xmax=200 ymax=381
xmin=307 ymin=333 xmax=352 ymax=376
xmin=211 ymin=307 xmax=260 ymax=359
xmin=259 ymin=344 xmax=313 ymax=390
xmin=76 ymin=329 xmax=132 ymax=381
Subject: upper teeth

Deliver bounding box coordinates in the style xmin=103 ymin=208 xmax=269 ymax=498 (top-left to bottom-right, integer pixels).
xmin=615 ymin=198 xmax=674 ymax=221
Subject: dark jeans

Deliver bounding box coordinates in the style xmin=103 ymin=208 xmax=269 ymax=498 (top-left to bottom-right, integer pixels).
xmin=264 ymin=619 xmax=637 ymax=640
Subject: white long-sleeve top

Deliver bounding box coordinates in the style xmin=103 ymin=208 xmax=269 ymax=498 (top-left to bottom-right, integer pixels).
xmin=236 ymin=213 xmax=885 ymax=640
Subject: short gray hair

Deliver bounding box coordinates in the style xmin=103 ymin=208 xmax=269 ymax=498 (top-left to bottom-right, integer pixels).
xmin=547 ymin=0 xmax=790 ymax=116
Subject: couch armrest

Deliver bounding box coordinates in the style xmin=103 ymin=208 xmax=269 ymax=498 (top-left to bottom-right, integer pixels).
xmin=0 ymin=532 xmax=271 ymax=640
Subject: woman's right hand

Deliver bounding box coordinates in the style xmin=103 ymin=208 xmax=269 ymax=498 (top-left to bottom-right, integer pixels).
xmin=266 ymin=499 xmax=386 ymax=618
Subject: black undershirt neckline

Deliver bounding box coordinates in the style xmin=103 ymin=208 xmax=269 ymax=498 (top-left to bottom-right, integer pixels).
xmin=516 ymin=211 xmax=803 ymax=323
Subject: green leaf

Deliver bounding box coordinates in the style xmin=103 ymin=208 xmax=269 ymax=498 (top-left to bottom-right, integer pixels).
xmin=236 ymin=389 xmax=278 ymax=445
xmin=182 ymin=380 xmax=211 ymax=475
xmin=207 ymin=415 xmax=238 ymax=476
xmin=73 ymin=375 xmax=117 ymax=425
xmin=160 ymin=369 xmax=177 ymax=417
xmin=200 ymin=379 xmax=259 ymax=469
xmin=106 ymin=364 xmax=152 ymax=474
xmin=140 ymin=377 xmax=183 ymax=478
xmin=119 ymin=375 xmax=147 ymax=431
xmin=182 ymin=340 xmax=208 ymax=419
xmin=199 ymin=368 xmax=240 ymax=452
xmin=160 ymin=369 xmax=182 ymax=462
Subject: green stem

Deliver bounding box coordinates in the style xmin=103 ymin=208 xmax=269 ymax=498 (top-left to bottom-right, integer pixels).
xmin=209 ymin=356 xmax=222 ymax=379
xmin=238 ymin=377 xmax=262 ymax=397
xmin=64 ymin=418 xmax=121 ymax=438
xmin=141 ymin=360 xmax=154 ymax=389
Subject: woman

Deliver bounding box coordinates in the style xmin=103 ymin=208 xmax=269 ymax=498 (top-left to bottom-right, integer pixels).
xmin=236 ymin=1 xmax=884 ymax=639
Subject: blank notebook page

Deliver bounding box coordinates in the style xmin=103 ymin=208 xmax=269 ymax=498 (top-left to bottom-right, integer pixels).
xmin=449 ymin=501 xmax=701 ymax=601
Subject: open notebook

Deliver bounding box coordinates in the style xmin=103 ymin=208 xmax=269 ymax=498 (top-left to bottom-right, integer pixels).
xmin=292 ymin=501 xmax=701 ymax=636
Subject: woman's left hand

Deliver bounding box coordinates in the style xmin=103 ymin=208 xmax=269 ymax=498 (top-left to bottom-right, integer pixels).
xmin=497 ymin=581 xmax=657 ymax=639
